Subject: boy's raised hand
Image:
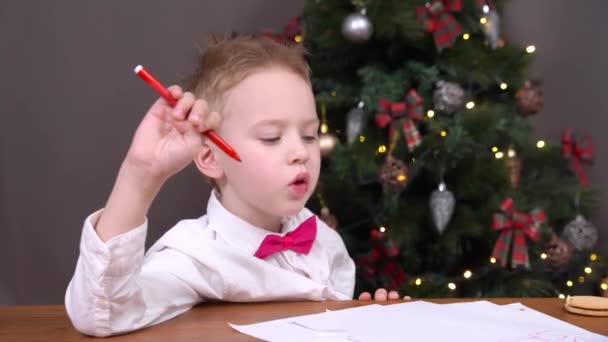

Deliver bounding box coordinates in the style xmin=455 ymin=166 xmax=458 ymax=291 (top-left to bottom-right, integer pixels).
xmin=125 ymin=85 xmax=221 ymax=183
xmin=94 ymin=86 xmax=220 ymax=242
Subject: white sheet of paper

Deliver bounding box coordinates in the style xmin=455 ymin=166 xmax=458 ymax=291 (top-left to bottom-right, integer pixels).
xmin=229 ymin=301 xmax=608 ymax=342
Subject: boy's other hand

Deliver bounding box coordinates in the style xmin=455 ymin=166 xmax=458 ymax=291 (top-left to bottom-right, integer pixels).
xmin=125 ymin=85 xmax=221 ymax=183
xmin=358 ymin=288 xmax=411 ymax=301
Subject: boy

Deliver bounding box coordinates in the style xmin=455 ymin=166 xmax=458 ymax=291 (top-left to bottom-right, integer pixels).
xmin=65 ymin=36 xmax=398 ymax=337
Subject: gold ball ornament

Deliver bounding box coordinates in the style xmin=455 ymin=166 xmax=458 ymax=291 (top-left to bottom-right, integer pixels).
xmin=319 ymin=133 xmax=338 ymax=157
xmin=504 ymin=155 xmax=522 ymax=188
xmin=600 ymin=276 xmax=608 ymax=297
xmin=320 ymin=207 xmax=338 ymax=230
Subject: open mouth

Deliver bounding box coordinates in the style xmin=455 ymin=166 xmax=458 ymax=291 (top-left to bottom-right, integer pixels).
xmin=290 ymin=173 xmax=310 ymax=186
xmin=288 ymin=173 xmax=310 ymax=196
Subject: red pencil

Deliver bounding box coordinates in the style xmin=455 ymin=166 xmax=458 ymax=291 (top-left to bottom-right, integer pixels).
xmin=134 ymin=65 xmax=241 ymax=162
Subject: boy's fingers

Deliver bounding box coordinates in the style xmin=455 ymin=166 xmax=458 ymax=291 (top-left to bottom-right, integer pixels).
xmin=374 ymin=288 xmax=388 ymax=301
xmin=403 ymin=296 xmax=412 ymax=300
xmin=167 ymin=85 xmax=183 ymax=100
xmin=189 ymin=99 xmax=211 ymax=131
xmin=387 ymin=291 xmax=400 ymax=300
xmin=173 ymin=92 xmax=195 ymax=120
xmin=358 ymin=292 xmax=372 ymax=301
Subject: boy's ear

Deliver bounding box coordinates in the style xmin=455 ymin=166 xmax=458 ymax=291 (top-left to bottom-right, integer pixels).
xmin=194 ymin=144 xmax=224 ymax=180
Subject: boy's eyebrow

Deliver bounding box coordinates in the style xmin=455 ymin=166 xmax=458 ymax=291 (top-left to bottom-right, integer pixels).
xmin=252 ymin=118 xmax=320 ymax=128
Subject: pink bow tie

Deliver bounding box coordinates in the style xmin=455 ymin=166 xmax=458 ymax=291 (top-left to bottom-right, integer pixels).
xmin=253 ymin=215 xmax=317 ymax=259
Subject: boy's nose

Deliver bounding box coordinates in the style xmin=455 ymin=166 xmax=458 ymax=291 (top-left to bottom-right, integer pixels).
xmin=288 ymin=141 xmax=309 ymax=164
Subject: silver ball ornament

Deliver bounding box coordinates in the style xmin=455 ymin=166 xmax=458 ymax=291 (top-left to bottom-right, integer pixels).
xmin=433 ymin=80 xmax=465 ymax=114
xmin=341 ymin=10 xmax=373 ymax=43
xmin=562 ymin=215 xmax=599 ymax=251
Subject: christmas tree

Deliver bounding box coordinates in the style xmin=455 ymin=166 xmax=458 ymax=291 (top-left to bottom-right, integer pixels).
xmin=266 ymin=0 xmax=606 ymax=298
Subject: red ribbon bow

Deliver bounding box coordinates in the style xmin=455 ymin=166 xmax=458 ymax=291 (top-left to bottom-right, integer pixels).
xmin=415 ymin=0 xmax=462 ymax=51
xmin=491 ymin=198 xmax=546 ymax=268
xmin=356 ymin=228 xmax=405 ymax=290
xmin=254 ymin=215 xmax=316 ymax=259
xmin=263 ymin=16 xmax=302 ymax=44
xmin=561 ymin=128 xmax=594 ymax=188
xmin=375 ymin=89 xmax=424 ymax=152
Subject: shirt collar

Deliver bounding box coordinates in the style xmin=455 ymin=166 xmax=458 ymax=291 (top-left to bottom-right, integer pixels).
xmin=206 ymin=190 xmax=315 ymax=256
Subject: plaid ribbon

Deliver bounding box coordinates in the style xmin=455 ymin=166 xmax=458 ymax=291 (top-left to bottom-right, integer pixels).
xmin=357 ymin=228 xmax=405 ymax=289
xmin=415 ymin=0 xmax=462 ymax=51
xmin=263 ymin=16 xmax=302 ymax=44
xmin=375 ymin=89 xmax=424 ymax=152
xmin=491 ymin=198 xmax=546 ymax=268
xmin=561 ymin=128 xmax=594 ymax=188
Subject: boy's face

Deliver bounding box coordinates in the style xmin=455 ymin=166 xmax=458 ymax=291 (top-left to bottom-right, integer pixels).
xmin=211 ymin=67 xmax=320 ymax=228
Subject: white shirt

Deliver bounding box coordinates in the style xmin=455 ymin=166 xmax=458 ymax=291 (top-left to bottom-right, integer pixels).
xmin=65 ymin=191 xmax=355 ymax=337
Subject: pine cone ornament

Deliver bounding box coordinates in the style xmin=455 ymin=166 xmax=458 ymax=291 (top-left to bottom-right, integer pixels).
xmin=515 ymin=81 xmax=544 ymax=116
xmin=545 ymin=233 xmax=574 ymax=269
xmin=378 ymin=156 xmax=408 ymax=190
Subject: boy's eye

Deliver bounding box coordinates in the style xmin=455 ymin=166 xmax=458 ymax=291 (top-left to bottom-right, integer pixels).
xmin=260 ymin=137 xmax=281 ymax=144
xmin=303 ymin=135 xmax=318 ymax=142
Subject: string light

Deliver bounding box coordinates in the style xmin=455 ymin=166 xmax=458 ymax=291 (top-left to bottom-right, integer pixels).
xmin=379 ymin=226 xmax=386 ymax=233
xmin=440 ymin=130 xmax=447 ymax=137
xmin=495 ymin=151 xmax=504 ymax=159
xmin=584 ymin=267 xmax=592 ymax=274
xmin=590 ymin=253 xmax=598 ymax=261
xmin=466 ymin=101 xmax=475 ymax=109
xmin=490 ymin=257 xmax=497 ymax=264
xmin=566 ymin=280 xmax=574 ymax=287
xmin=601 ymin=283 xmax=608 ymax=291
xmin=500 ymin=82 xmax=508 ymax=90
xmin=482 ymin=4 xmax=490 ymax=13
xmin=427 ymin=110 xmax=435 ymax=118
xmin=491 ymin=146 xmax=499 ymax=153
xmin=526 ymin=45 xmax=536 ymax=54
xmin=558 ymin=294 xmax=566 ymax=299
xmin=480 ymin=17 xmax=487 ymax=24
xmin=359 ymin=135 xmax=366 ymax=142
xmin=578 ymin=276 xmax=585 ymax=284
xmin=463 ymin=270 xmax=472 ymax=279
xmin=330 ymin=90 xmax=337 ymax=97
xmin=415 ymin=278 xmax=422 ymax=286
xmin=378 ymin=145 xmax=387 ymax=153
xmin=540 ymin=253 xmax=547 ymax=259
xmin=463 ymin=33 xmax=470 ymax=40
xmin=507 ymin=148 xmax=516 ymax=157
xmin=448 ymin=282 xmax=457 ymax=290
xmin=294 ymin=35 xmax=303 ymax=43
xmin=397 ymin=174 xmax=407 ymax=182
xmin=536 ymin=140 xmax=545 ymax=149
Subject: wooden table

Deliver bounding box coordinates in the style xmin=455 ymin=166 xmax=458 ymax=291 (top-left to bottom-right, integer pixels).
xmin=1 ymin=298 xmax=606 ymax=341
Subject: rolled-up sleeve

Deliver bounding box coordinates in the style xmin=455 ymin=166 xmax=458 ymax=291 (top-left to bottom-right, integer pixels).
xmin=65 ymin=210 xmax=199 ymax=337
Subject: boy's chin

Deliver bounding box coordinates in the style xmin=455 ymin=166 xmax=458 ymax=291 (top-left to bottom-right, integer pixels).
xmin=277 ymin=201 xmax=308 ymax=217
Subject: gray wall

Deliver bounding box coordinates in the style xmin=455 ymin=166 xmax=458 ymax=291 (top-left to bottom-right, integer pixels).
xmin=503 ymin=1 xmax=608 ymax=254
xmin=1 ymin=0 xmax=607 ymax=305
xmin=0 ymin=0 xmax=305 ymax=305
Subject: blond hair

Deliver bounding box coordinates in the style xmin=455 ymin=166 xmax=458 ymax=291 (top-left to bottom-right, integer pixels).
xmin=185 ymin=34 xmax=311 ymax=112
